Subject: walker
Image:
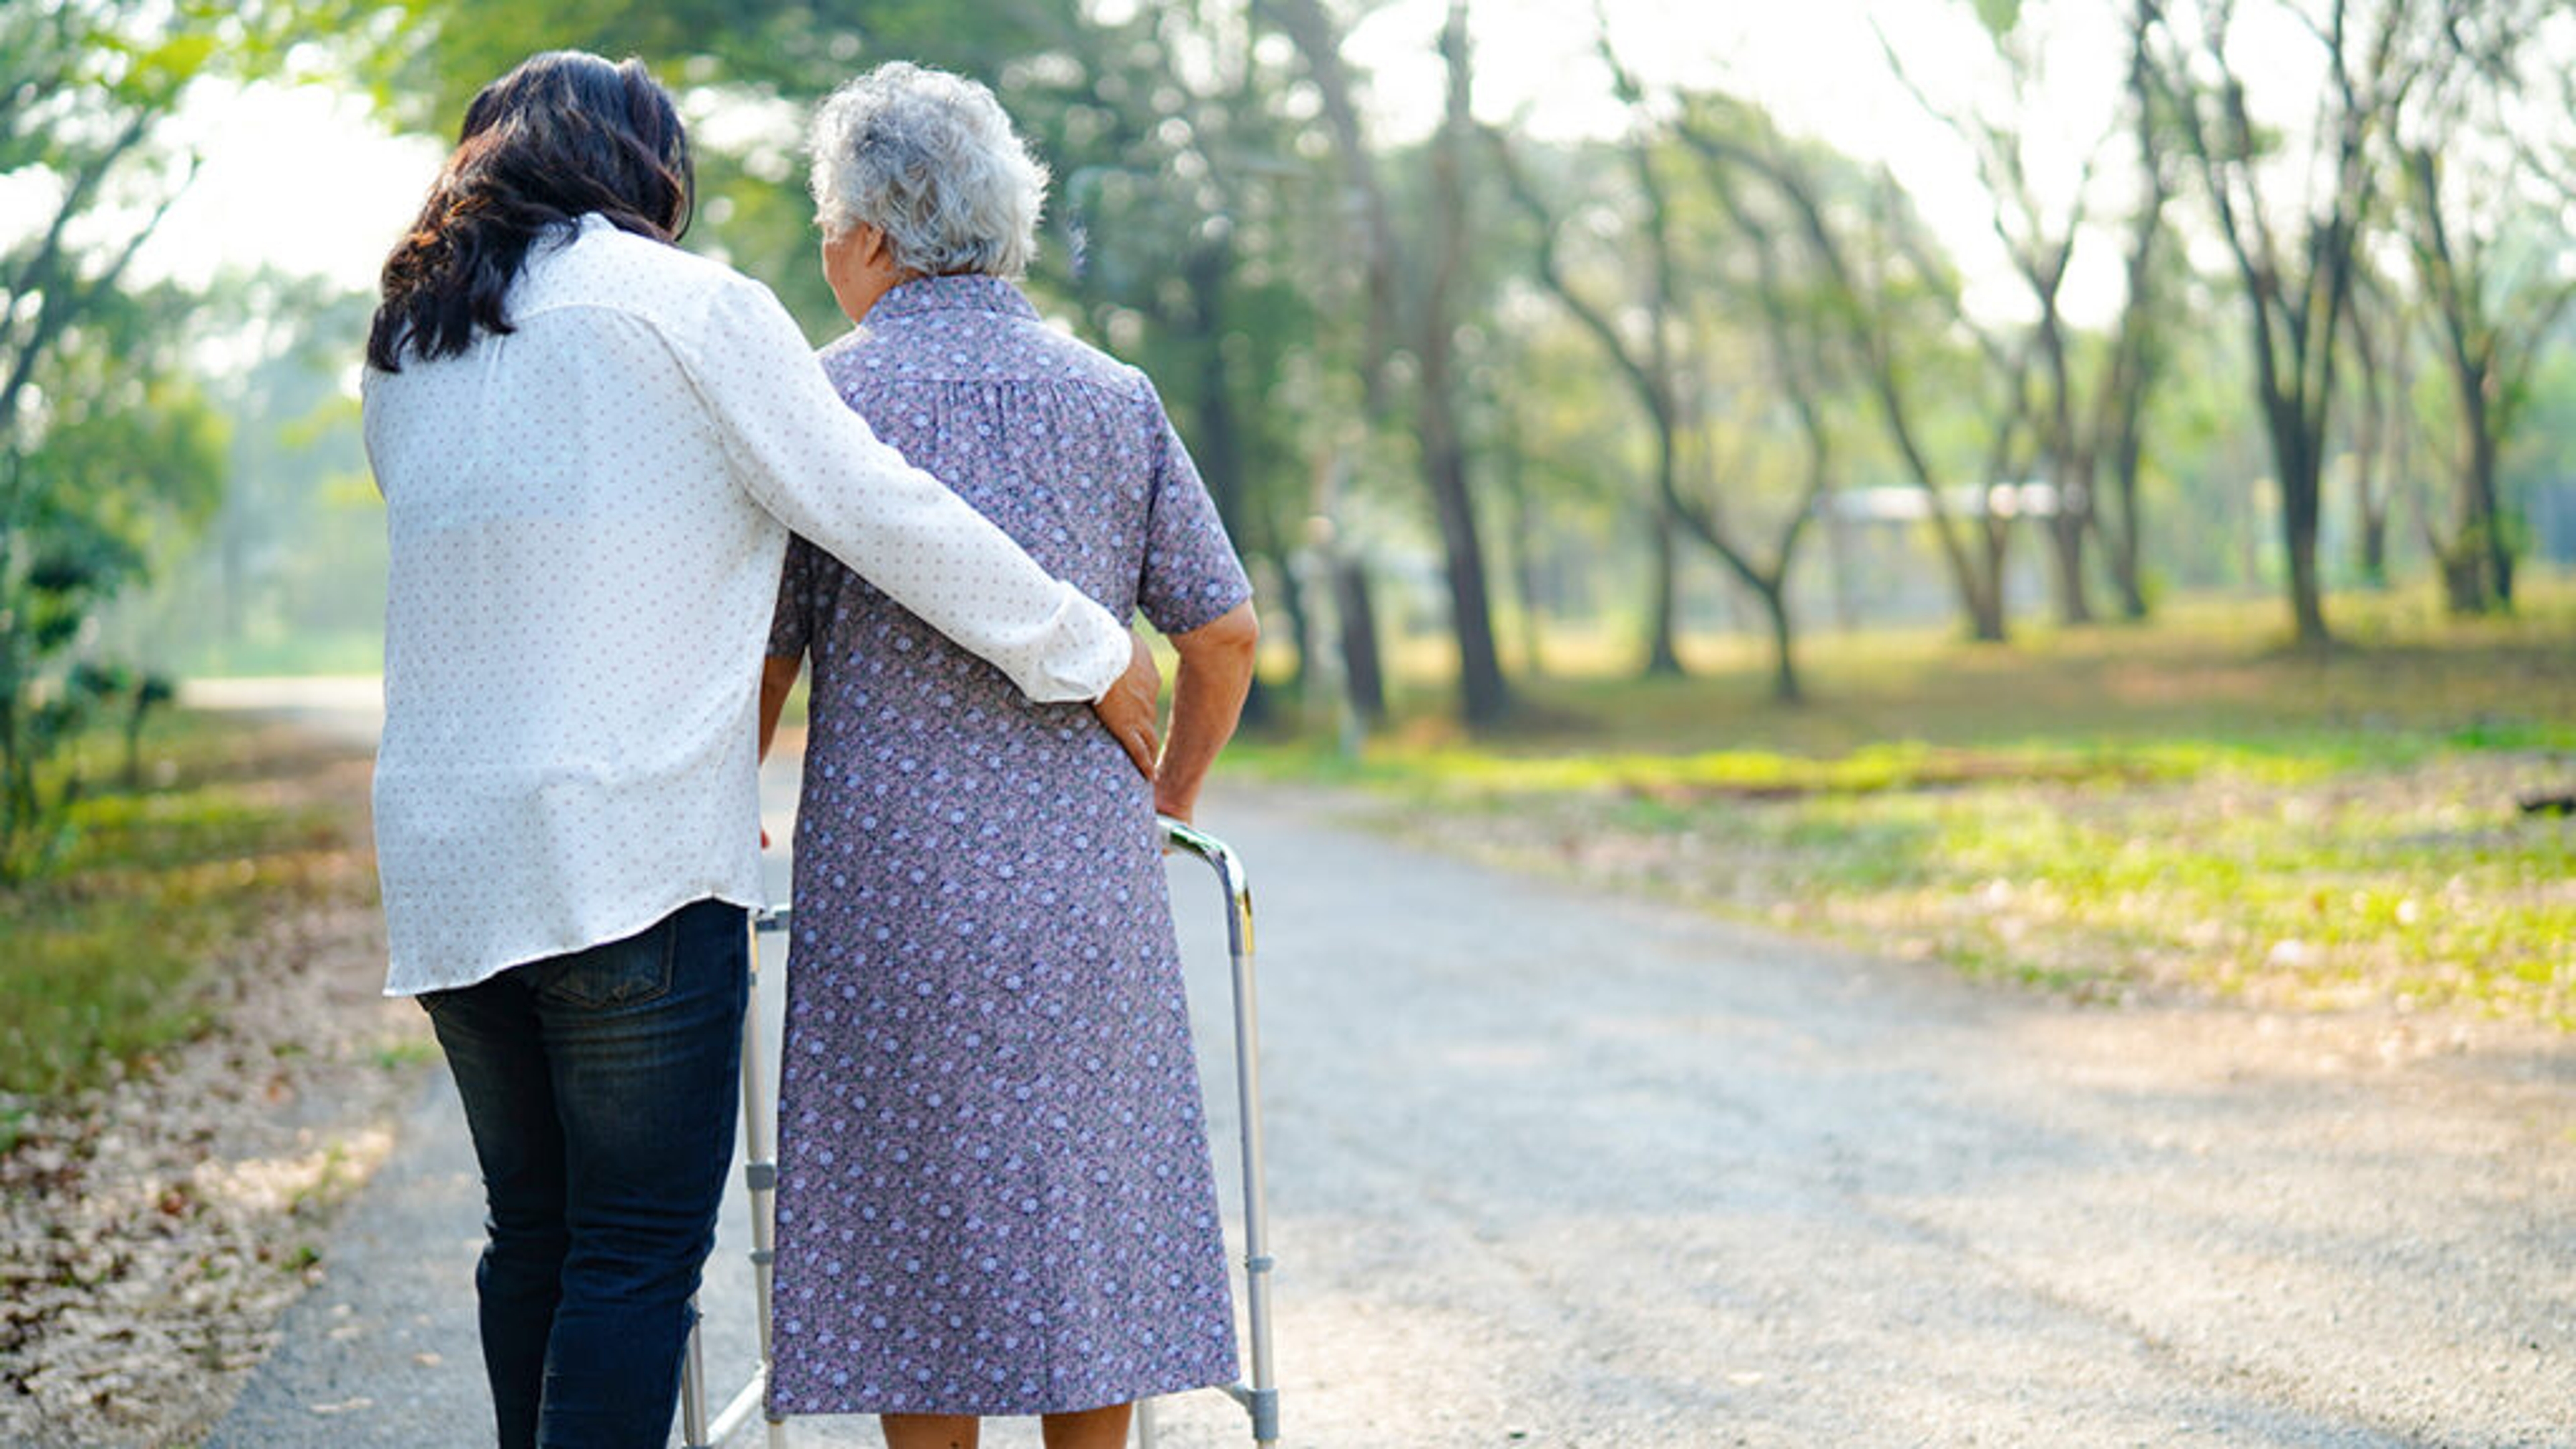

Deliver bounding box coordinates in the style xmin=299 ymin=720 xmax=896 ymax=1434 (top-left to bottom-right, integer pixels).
xmin=679 ymin=817 xmax=1279 ymax=1449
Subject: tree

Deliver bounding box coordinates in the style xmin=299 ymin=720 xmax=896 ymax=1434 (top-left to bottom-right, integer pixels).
xmin=1884 ymin=1 xmax=2192 ymax=629
xmin=2145 ymin=0 xmax=2437 ymax=647
xmin=2338 ymin=264 xmax=2402 ymax=587
xmin=1489 ymin=40 xmax=1832 ymax=702
xmin=2092 ymin=0 xmax=2185 ymax=620
xmin=1487 ymin=131 xmax=1697 ymax=680
xmin=0 ymin=307 xmax=225 ymax=879
xmin=1 ymin=0 xmax=399 ymax=877
xmin=2392 ymin=0 xmax=2576 ymax=613
xmin=1885 ymin=3 xmax=2108 ymax=628
xmin=1484 ymin=38 xmax=1695 ymax=680
xmin=1676 ymin=97 xmax=2021 ymax=643
xmin=1258 ymin=0 xmax=1515 ymax=727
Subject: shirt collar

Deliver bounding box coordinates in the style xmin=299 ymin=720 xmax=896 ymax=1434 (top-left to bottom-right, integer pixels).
xmin=866 ymin=274 xmax=1038 ymax=324
xmin=545 ymin=212 xmax=612 ymax=257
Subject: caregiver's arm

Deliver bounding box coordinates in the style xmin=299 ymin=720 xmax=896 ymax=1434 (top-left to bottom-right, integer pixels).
xmin=757 ymin=655 xmax=799 ymax=764
xmin=691 ymin=272 xmax=1160 ymax=775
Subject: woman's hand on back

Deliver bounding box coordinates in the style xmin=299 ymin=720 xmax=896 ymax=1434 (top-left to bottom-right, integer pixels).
xmin=1092 ymin=629 xmax=1163 ymax=782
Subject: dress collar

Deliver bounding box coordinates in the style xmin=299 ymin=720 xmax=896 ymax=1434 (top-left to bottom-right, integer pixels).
xmin=865 ymin=274 xmax=1039 ymax=324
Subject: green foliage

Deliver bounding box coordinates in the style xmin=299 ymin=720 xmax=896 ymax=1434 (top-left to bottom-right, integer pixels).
xmin=0 ymin=1 xmax=419 ymax=879
xmin=392 ymin=0 xmax=1068 ymax=125
xmin=0 ymin=299 xmax=228 ymax=877
xmin=99 ymin=281 xmax=388 ymax=681
xmin=0 ymin=712 xmax=361 ymax=1097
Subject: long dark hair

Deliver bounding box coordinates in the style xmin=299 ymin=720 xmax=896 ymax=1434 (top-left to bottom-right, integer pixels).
xmin=367 ymin=52 xmax=693 ymax=372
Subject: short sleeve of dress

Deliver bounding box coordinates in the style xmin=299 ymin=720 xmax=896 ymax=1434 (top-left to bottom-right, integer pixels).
xmin=767 ymin=534 xmax=818 ymax=661
xmin=1134 ymin=378 xmax=1253 ymax=637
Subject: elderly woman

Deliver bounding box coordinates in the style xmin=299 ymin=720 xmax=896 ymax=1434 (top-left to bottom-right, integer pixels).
xmin=755 ymin=64 xmax=1259 ymax=1449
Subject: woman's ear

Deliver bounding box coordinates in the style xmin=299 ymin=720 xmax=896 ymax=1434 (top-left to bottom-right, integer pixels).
xmin=857 ymin=223 xmax=893 ymax=271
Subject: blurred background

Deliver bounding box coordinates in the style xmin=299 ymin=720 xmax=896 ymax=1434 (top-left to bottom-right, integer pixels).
xmin=11 ymin=0 xmax=2573 ymax=720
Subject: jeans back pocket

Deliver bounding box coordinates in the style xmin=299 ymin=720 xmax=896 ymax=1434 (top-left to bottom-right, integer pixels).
xmin=536 ymin=915 xmax=678 ymax=1010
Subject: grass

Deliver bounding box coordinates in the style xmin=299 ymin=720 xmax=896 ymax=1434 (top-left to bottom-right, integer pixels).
xmin=1232 ymin=584 xmax=2576 ymax=1027
xmin=0 ymin=713 xmax=373 ymax=1099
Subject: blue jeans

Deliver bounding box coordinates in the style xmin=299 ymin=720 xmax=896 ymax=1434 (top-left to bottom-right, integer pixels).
xmin=422 ymin=897 xmax=749 ymax=1449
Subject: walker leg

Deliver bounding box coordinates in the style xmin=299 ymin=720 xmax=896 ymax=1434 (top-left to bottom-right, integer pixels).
xmin=681 ymin=909 xmax=792 ymax=1448
xmin=680 ymin=1296 xmax=711 ymax=1447
xmin=1159 ymin=818 xmax=1281 ymax=1449
xmin=1226 ymin=922 xmax=1279 ymax=1449
xmin=748 ymin=914 xmax=787 ymax=1445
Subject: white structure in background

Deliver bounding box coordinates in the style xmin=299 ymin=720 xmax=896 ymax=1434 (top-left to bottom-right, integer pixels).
xmin=1819 ymin=481 xmax=2067 ymax=523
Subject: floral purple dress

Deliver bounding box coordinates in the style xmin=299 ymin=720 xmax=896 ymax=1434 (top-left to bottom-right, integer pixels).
xmin=764 ymin=275 xmax=1251 ymax=1418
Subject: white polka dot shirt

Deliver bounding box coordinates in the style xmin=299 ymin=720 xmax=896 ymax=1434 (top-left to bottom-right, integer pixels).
xmin=362 ymin=215 xmax=1130 ymax=996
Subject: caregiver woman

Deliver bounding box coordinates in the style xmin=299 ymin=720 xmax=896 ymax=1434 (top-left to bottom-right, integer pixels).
xmin=360 ymin=51 xmax=1161 ymax=1449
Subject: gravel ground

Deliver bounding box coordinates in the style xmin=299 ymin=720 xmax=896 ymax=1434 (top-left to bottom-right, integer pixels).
xmin=199 ymin=740 xmax=2575 ymax=1448
xmin=0 ymin=737 xmax=425 ymax=1448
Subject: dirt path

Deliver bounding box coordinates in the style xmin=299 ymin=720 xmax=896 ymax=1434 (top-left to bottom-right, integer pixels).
xmin=192 ymin=743 xmax=2575 ymax=1447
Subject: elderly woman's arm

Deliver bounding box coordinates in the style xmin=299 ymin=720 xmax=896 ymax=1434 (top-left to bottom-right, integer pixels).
xmin=1152 ymin=602 xmax=1258 ymax=824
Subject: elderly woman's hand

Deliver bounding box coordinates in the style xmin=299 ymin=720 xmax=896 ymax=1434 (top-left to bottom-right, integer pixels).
xmin=1091 ymin=629 xmax=1162 ymax=781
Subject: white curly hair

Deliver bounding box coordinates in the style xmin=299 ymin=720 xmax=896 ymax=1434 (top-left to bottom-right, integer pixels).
xmin=806 ymin=62 xmax=1048 ymax=279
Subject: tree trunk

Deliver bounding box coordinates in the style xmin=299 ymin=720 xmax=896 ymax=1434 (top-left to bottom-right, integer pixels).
xmin=2470 ymin=394 xmax=2512 ymax=610
xmin=1501 ymin=443 xmax=1546 ymax=680
xmin=2399 ymin=131 xmax=2573 ymax=616
xmin=2037 ymin=308 xmax=2094 ymax=627
xmin=2350 ymin=342 xmax=2390 ymax=591
xmin=2047 ymin=507 xmax=2092 ymax=627
xmin=2434 ymin=359 xmax=2502 ymax=614
xmin=1880 ymin=345 xmax=2010 ymax=645
xmin=1260 ymin=0 xmax=1505 ymax=725
xmin=2154 ymin=0 xmax=2406 ymax=653
xmin=1974 ymin=513 xmax=2010 ymax=643
xmin=1676 ymin=126 xmax=2006 ymax=643
xmin=2342 ymin=276 xmax=2394 ymax=591
xmin=1756 ymin=578 xmax=1801 ymax=704
xmin=2275 ymin=420 xmax=2331 ymax=647
xmin=1271 ymin=546 xmax=1313 ymax=702
xmin=1640 ymin=498 xmax=1684 ymax=678
xmin=1332 ymin=557 xmax=1385 ymax=722
xmin=2105 ymin=421 xmax=2151 ymax=619
xmin=1422 ymin=406 xmax=1510 ymax=724
xmin=2288 ymin=517 xmax=2328 ymax=645
xmin=1177 ymin=239 xmax=1277 ymax=724
xmin=1422 ymin=3 xmax=1511 ymax=726
xmin=2359 ymin=501 xmax=2390 ymax=590
xmin=2247 ymin=310 xmax=2335 ymax=649
xmin=2098 ymin=0 xmax=2166 ymax=625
